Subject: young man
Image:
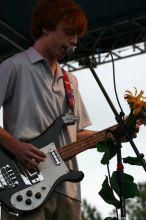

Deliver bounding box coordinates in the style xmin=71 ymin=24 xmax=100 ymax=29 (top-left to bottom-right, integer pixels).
xmin=0 ymin=0 xmax=97 ymax=219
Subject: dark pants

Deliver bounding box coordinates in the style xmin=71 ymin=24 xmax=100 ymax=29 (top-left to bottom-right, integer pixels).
xmin=1 ymin=192 xmax=82 ymax=220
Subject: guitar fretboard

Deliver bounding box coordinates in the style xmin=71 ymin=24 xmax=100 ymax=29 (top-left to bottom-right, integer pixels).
xmin=58 ymin=124 xmax=118 ymax=161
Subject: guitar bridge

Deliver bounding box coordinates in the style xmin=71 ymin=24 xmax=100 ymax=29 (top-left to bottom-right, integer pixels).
xmin=0 ymin=164 xmax=18 ymax=189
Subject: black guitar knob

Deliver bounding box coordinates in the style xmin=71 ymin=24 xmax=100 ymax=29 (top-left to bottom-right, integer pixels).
xmin=26 ymin=190 xmax=33 ymax=197
xmin=35 ymin=192 xmax=42 ymax=199
xmin=16 ymin=195 xmax=23 ymax=202
xmin=25 ymin=199 xmax=32 ymax=205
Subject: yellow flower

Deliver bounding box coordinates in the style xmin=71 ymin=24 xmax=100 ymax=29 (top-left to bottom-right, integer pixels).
xmin=124 ymin=88 xmax=146 ymax=116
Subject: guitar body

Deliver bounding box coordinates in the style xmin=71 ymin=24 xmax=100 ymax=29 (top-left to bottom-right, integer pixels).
xmin=0 ymin=114 xmax=84 ymax=215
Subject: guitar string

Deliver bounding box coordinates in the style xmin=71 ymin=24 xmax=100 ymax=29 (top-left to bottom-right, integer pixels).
xmin=59 ymin=124 xmax=118 ymax=161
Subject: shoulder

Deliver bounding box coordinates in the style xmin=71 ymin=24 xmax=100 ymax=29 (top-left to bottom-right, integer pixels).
xmin=1 ymin=49 xmax=28 ymax=70
xmin=0 ymin=49 xmax=31 ymax=83
xmin=9 ymin=49 xmax=29 ymax=66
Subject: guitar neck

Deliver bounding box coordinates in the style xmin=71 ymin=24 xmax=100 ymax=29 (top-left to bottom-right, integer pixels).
xmin=58 ymin=124 xmax=118 ymax=161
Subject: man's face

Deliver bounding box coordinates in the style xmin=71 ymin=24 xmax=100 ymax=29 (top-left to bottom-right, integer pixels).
xmin=43 ymin=22 xmax=78 ymax=60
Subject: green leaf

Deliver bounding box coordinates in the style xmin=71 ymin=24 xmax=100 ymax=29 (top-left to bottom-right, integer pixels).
xmin=111 ymin=171 xmax=139 ymax=199
xmin=126 ymin=111 xmax=138 ymax=133
xmin=96 ymin=139 xmax=117 ymax=165
xmin=96 ymin=140 xmax=106 ymax=152
xmin=123 ymin=156 xmax=143 ymax=166
xmin=99 ymin=176 xmax=120 ymax=207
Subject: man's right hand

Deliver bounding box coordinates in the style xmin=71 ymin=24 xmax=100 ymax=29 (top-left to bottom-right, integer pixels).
xmin=0 ymin=128 xmax=46 ymax=169
xmin=13 ymin=141 xmax=47 ymax=169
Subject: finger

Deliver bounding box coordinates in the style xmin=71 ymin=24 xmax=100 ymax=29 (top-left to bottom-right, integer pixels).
xmin=136 ymin=119 xmax=142 ymax=125
xmin=25 ymin=157 xmax=39 ymax=167
xmin=20 ymin=158 xmax=37 ymax=170
xmin=31 ymin=146 xmax=46 ymax=158
xmin=24 ymin=162 xmax=38 ymax=170
xmin=29 ymin=151 xmax=46 ymax=162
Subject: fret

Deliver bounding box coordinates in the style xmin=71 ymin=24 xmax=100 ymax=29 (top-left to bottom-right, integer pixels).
xmin=58 ymin=124 xmax=118 ymax=161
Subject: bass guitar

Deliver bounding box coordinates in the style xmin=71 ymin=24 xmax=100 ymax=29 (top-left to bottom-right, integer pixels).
xmin=0 ymin=112 xmax=116 ymax=215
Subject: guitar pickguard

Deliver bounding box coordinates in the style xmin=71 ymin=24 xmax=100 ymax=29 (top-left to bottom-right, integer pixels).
xmin=10 ymin=143 xmax=69 ymax=212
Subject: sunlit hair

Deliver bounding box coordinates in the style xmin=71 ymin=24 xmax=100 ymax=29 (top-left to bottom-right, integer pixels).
xmin=32 ymin=0 xmax=88 ymax=40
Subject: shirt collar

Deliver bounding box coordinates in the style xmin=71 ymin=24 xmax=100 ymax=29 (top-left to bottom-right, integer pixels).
xmin=26 ymin=47 xmax=65 ymax=79
xmin=26 ymin=47 xmax=45 ymax=64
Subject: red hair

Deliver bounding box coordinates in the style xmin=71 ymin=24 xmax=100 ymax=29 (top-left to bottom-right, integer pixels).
xmin=32 ymin=0 xmax=88 ymax=40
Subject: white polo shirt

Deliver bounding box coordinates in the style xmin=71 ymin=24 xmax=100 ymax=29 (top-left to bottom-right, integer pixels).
xmin=0 ymin=47 xmax=92 ymax=201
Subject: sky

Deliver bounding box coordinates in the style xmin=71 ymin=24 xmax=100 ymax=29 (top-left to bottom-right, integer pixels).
xmin=73 ymin=52 xmax=146 ymax=218
xmin=0 ymin=52 xmax=146 ymax=219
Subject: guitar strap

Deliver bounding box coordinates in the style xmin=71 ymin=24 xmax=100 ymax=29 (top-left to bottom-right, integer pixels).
xmin=62 ymin=68 xmax=75 ymax=113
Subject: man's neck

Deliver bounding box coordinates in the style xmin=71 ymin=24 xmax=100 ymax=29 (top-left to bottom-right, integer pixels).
xmin=33 ymin=42 xmax=57 ymax=77
xmin=50 ymin=63 xmax=57 ymax=77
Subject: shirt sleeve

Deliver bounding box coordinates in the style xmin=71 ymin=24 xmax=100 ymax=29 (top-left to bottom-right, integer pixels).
xmin=0 ymin=59 xmax=17 ymax=106
xmin=76 ymin=91 xmax=92 ymax=131
xmin=68 ymin=72 xmax=92 ymax=131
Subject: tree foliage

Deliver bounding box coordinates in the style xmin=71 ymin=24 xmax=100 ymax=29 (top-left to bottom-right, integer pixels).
xmin=81 ymin=182 xmax=146 ymax=220
xmin=81 ymin=199 xmax=103 ymax=220
xmin=126 ymin=182 xmax=146 ymax=220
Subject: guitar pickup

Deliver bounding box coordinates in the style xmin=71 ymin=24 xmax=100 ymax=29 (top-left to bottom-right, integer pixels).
xmin=49 ymin=149 xmax=61 ymax=165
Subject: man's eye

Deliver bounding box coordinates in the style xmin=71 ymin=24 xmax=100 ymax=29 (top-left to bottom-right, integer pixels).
xmin=65 ymin=29 xmax=76 ymax=36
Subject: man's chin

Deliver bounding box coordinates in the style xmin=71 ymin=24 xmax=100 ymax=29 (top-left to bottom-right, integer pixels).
xmin=57 ymin=53 xmax=67 ymax=62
